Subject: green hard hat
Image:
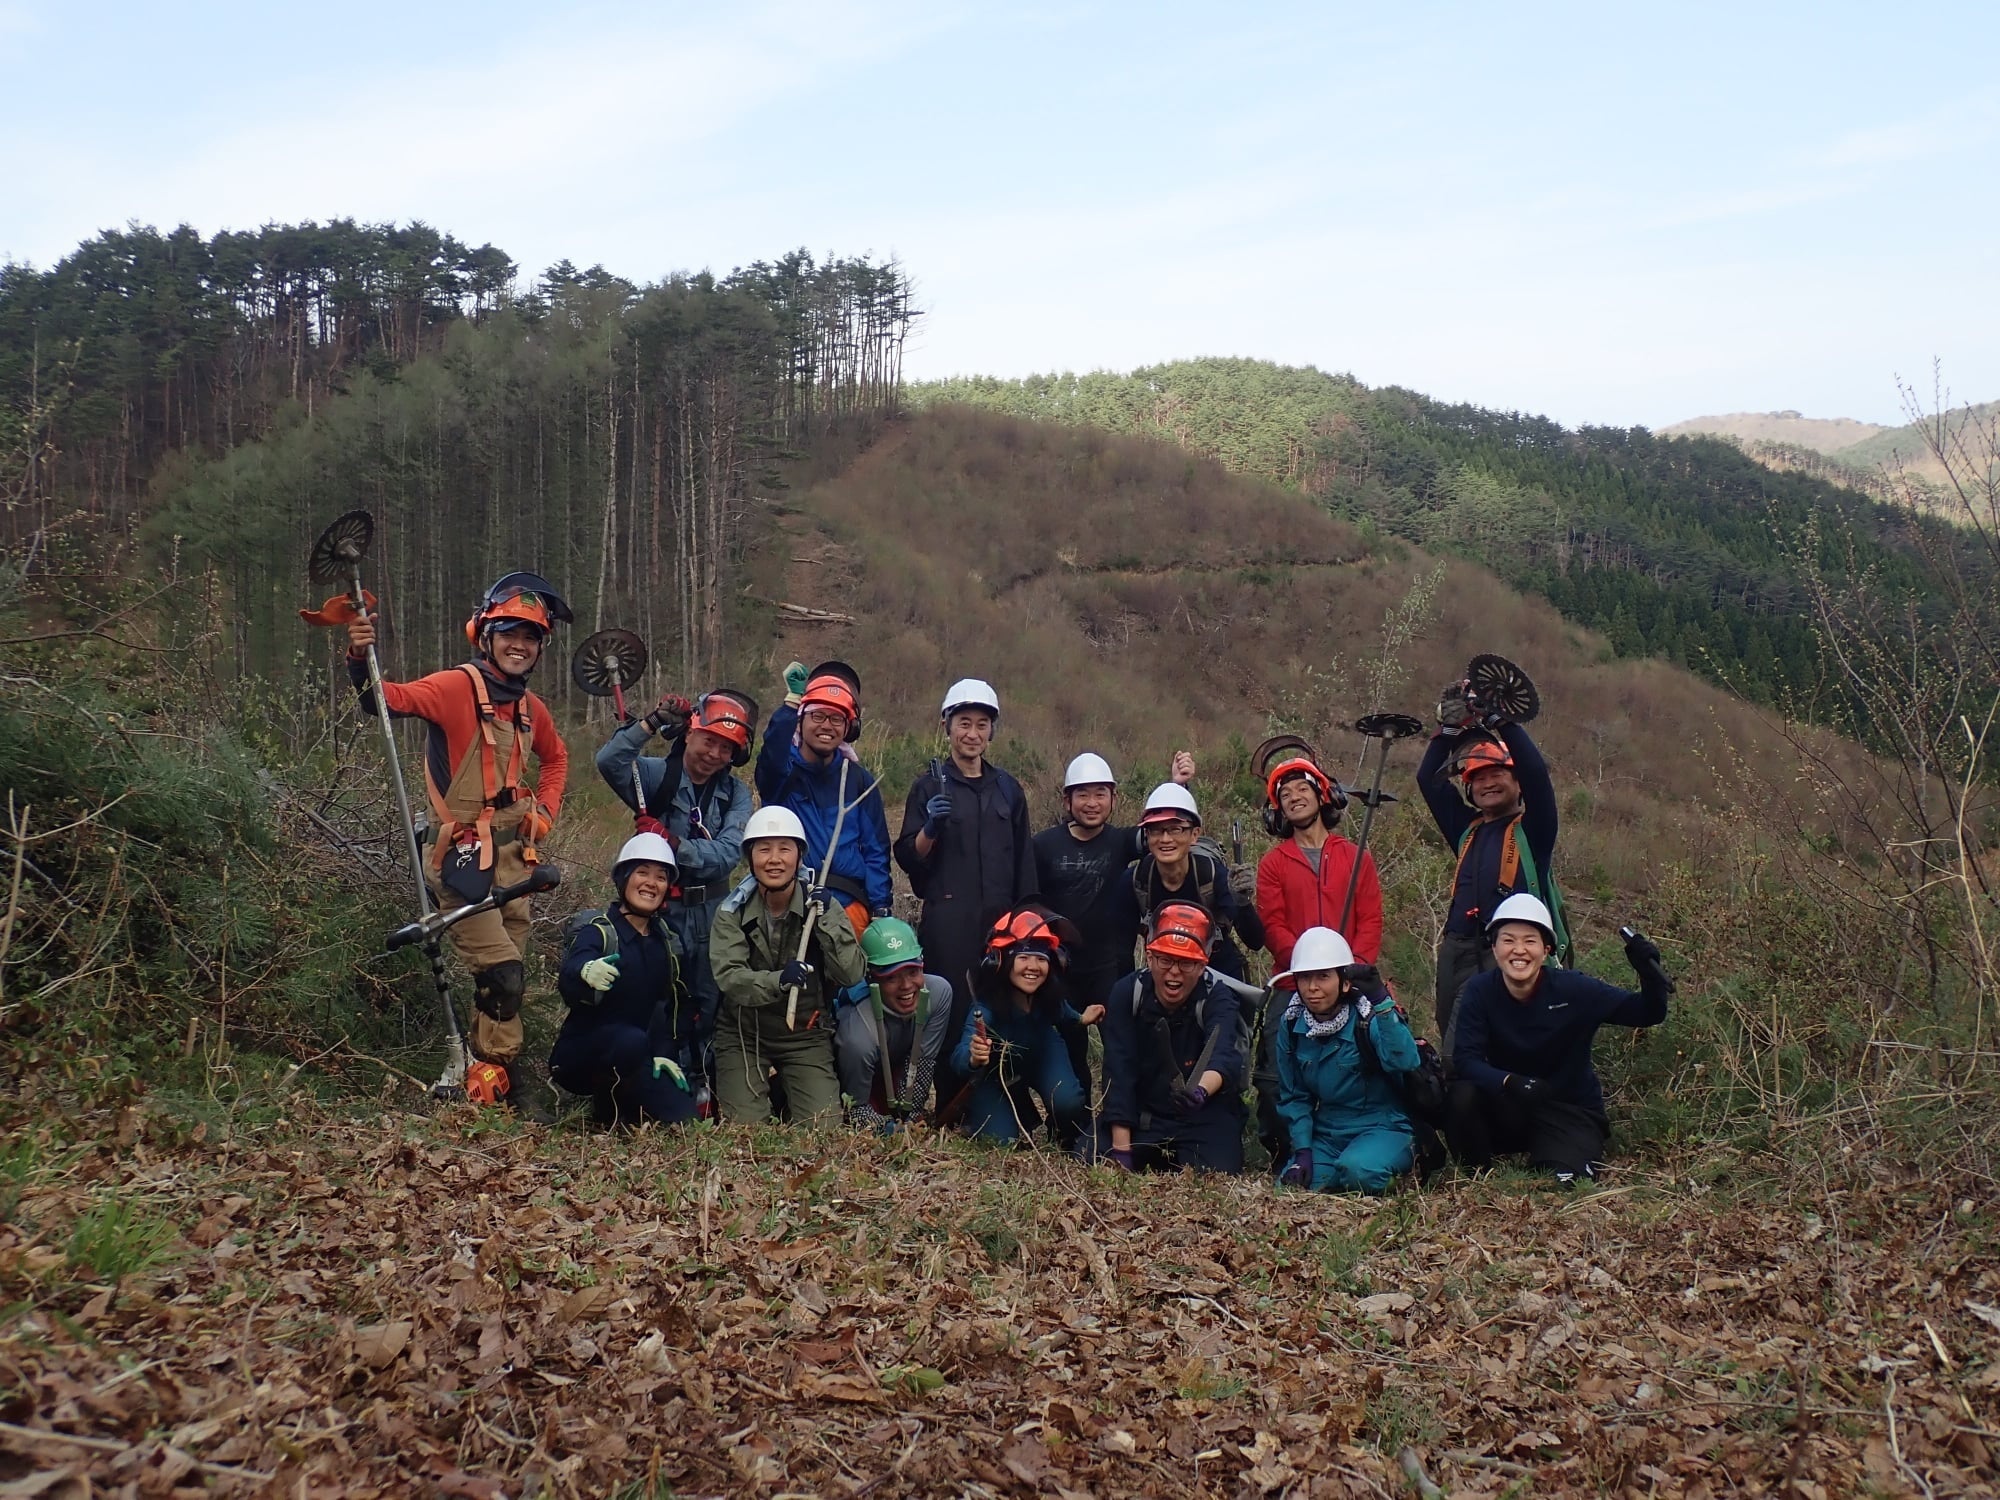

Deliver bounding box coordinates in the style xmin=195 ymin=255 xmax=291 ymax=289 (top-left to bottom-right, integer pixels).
xmin=860 ymin=917 xmax=924 ymax=974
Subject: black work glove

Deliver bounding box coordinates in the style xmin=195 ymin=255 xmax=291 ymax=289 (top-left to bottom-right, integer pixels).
xmin=779 ymin=958 xmax=814 ymax=990
xmin=1503 ymin=1073 xmax=1545 ymax=1101
xmin=1623 ymin=927 xmax=1677 ymax=996
xmin=645 ymin=694 xmax=693 ymax=735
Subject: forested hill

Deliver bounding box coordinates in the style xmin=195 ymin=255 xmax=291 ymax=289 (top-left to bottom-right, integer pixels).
xmin=1 ymin=222 xmax=917 ymax=687
xmin=914 ymin=361 xmax=1984 ymax=710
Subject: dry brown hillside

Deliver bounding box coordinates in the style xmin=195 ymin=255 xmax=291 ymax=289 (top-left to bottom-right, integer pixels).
xmin=737 ymin=405 xmax=1844 ymax=981
xmin=1661 ymin=410 xmax=1889 ymax=453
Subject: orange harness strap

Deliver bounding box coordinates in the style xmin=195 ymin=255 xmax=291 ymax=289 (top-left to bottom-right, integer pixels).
xmin=424 ymin=666 xmax=529 ymax=873
xmin=1450 ymin=814 xmax=1522 ymax=925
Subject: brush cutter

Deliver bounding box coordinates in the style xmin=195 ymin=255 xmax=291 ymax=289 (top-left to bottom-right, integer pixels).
xmin=1337 ymin=712 xmax=1425 ymax=934
xmin=571 ymin=628 xmax=652 ymax=817
xmin=1438 ymin=653 xmax=1539 ymax=735
xmin=386 ymin=866 xmax=562 ymax=952
xmin=303 ymin=509 xmax=473 ymax=1100
xmin=783 ymin=755 xmax=884 ymax=1028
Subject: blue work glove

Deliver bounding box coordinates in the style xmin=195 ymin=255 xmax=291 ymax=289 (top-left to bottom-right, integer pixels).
xmin=779 ymin=958 xmax=814 ymax=991
xmin=922 ymin=791 xmax=952 ymax=840
xmin=1279 ymin=1149 xmax=1314 ymax=1188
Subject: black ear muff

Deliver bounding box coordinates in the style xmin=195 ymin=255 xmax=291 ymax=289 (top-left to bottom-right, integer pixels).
xmin=1319 ymin=802 xmax=1344 ymax=830
xmin=1261 ymin=806 xmax=1287 ymax=838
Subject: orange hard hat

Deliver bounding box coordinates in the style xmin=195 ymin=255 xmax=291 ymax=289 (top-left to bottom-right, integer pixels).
xmin=800 ymin=673 xmax=859 ymax=723
xmin=1265 ymin=755 xmax=1333 ymax=807
xmin=1457 ymin=739 xmax=1516 ymax=784
xmin=690 ymin=689 xmax=757 ymax=751
xmin=986 ymin=907 xmax=1061 ymax=958
xmin=1145 ymin=901 xmax=1214 ymax=963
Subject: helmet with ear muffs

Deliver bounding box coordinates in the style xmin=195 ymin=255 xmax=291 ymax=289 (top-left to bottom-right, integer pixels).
xmin=979 ymin=903 xmax=1080 ymax=974
xmin=688 ymin=688 xmax=760 ymax=767
xmin=1262 ymin=754 xmax=1348 ymax=836
xmin=464 ymin=571 xmax=574 ymax=650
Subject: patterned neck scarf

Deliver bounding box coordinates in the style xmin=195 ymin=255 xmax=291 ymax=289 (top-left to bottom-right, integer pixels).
xmin=1285 ymin=994 xmax=1351 ymax=1039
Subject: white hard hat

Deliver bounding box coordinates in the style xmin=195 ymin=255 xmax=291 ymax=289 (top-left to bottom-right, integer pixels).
xmin=743 ymin=804 xmax=808 ymax=846
xmin=1273 ymin=926 xmax=1354 ymax=984
xmin=1486 ymin=892 xmax=1556 ymax=945
xmin=1138 ymin=781 xmax=1201 ymax=828
xmin=613 ymin=831 xmax=677 ymax=877
xmin=1063 ymin=752 xmax=1117 ymax=791
xmin=941 ymin=678 xmax=1000 ymax=720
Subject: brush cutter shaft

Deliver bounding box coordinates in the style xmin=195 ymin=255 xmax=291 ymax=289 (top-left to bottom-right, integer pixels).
xmin=386 ymin=867 xmax=562 ymax=950
xmin=787 ymin=755 xmax=852 ymax=1028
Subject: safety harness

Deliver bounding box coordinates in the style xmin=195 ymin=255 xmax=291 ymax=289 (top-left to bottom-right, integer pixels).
xmin=1451 ymin=814 xmax=1572 ymax=963
xmin=425 ymin=663 xmax=536 ymax=875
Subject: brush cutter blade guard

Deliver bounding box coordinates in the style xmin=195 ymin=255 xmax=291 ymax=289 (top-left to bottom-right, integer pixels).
xmin=1466 ymin=654 xmax=1539 ymax=725
xmin=1355 ymin=712 xmax=1425 ymax=742
xmin=1252 ymin=733 xmax=1320 ymax=782
xmin=571 ymin=629 xmax=649 ymax=696
xmin=308 ymin=510 xmax=376 ymax=585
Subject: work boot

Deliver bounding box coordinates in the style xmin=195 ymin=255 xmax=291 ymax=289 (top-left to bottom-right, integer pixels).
xmin=503 ymin=1061 xmax=553 ymax=1125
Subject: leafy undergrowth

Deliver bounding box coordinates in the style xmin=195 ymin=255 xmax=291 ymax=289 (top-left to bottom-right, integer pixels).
xmin=1 ymin=1104 xmax=1997 ymax=1498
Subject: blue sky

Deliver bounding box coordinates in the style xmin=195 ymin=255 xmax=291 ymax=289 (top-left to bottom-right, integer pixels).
xmin=3 ymin=1 xmax=1994 ymax=428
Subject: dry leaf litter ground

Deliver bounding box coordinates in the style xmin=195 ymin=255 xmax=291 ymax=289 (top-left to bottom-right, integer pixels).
xmin=2 ymin=1103 xmax=1996 ymax=1498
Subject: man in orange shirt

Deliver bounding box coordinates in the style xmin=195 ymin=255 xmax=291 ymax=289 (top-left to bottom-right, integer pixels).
xmin=346 ymin=572 xmax=571 ymax=1106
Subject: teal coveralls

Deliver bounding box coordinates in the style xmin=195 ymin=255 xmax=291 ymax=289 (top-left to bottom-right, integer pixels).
xmin=1273 ymin=991 xmax=1418 ymax=1194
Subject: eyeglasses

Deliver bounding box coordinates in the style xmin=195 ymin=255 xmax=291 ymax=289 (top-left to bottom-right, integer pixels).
xmin=1145 ymin=822 xmax=1196 ymax=837
xmin=800 ymin=709 xmax=848 ymax=726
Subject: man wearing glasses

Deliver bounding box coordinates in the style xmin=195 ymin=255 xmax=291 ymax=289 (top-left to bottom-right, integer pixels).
xmin=1123 ymin=783 xmax=1263 ymax=983
xmin=755 ymin=661 xmax=893 ymax=937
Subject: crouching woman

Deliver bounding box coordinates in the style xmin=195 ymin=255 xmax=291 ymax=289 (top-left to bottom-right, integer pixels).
xmin=1272 ymin=926 xmax=1417 ymax=1194
xmin=550 ymin=832 xmax=701 ymax=1127
xmin=949 ymin=906 xmax=1099 ymax=1147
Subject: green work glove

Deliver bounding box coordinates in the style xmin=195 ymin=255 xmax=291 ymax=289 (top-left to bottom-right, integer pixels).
xmin=653 ymin=1056 xmax=689 ymax=1091
xmin=783 ymin=660 xmax=808 ymax=705
xmin=580 ymin=954 xmax=621 ymax=992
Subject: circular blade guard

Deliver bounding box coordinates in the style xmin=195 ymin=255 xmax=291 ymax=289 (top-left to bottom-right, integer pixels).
xmin=309 ymin=510 xmax=375 ymax=585
xmin=1355 ymin=712 xmax=1425 ymax=742
xmin=571 ymin=629 xmax=649 ymax=697
xmin=1466 ymin=654 xmax=1539 ymax=725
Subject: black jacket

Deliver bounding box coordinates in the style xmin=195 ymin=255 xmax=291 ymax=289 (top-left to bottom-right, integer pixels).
xmin=894 ymin=760 xmax=1038 ymax=994
xmin=1100 ymin=970 xmax=1247 ymax=1130
xmin=554 ymin=905 xmax=693 ymax=1053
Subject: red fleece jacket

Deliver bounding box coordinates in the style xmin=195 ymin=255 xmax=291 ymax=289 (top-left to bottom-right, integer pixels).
xmin=1255 ymin=834 xmax=1383 ymax=975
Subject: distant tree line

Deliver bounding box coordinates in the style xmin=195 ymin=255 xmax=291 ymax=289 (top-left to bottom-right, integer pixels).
xmin=1 ymin=225 xmax=917 ymax=696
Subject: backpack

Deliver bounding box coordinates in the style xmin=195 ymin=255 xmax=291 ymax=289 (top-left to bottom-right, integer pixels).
xmin=1350 ymin=995 xmax=1448 ymax=1180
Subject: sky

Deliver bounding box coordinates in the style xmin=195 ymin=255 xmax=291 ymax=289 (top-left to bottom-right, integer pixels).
xmin=3 ymin=0 xmax=1996 ymax=429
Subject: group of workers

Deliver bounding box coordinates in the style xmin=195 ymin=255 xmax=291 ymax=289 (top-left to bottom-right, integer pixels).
xmin=340 ymin=572 xmax=1675 ymax=1194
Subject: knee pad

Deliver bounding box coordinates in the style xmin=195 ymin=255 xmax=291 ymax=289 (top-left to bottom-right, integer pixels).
xmin=474 ymin=960 xmax=526 ymax=1021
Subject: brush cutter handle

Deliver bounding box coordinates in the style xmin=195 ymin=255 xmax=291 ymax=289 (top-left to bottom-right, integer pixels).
xmin=387 ymin=866 xmax=561 ymax=950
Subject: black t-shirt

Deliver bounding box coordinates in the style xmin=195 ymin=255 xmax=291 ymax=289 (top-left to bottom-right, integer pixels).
xmin=1032 ymin=823 xmax=1141 ymax=982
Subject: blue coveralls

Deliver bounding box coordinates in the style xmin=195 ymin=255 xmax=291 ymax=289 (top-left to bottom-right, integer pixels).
xmin=949 ymin=991 xmax=1088 ymax=1146
xmin=549 ymin=905 xmax=699 ymax=1127
xmin=1273 ymin=984 xmax=1418 ymax=1194
xmin=594 ymin=721 xmax=750 ymax=1035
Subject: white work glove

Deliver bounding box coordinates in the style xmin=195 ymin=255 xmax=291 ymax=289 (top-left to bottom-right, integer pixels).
xmin=580 ymin=955 xmax=621 ymax=992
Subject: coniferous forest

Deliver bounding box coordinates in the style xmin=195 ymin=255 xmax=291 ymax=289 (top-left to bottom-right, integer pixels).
xmin=3 ymin=223 xmax=917 ymax=686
